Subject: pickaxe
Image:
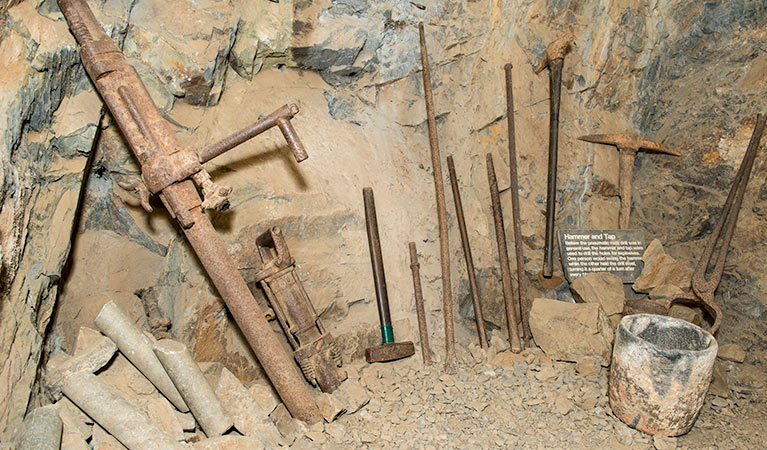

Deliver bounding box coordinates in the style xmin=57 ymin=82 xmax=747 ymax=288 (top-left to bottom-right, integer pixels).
xmin=535 ymin=34 xmax=574 ymax=277
xmin=578 ymin=133 xmax=681 ymax=229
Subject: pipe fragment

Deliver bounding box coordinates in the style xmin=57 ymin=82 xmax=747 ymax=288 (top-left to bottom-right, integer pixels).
xmin=153 ymin=339 xmax=233 ymax=437
xmin=95 ymin=301 xmax=189 ymax=412
xmin=16 ymin=406 xmax=62 ymax=450
xmin=61 ymin=371 xmax=185 ymax=450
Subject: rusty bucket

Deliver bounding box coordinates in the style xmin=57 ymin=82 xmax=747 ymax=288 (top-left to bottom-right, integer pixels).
xmin=608 ymin=314 xmax=717 ymax=436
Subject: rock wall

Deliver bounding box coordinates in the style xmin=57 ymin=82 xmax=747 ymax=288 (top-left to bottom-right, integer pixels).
xmin=1 ymin=0 xmax=765 ymax=439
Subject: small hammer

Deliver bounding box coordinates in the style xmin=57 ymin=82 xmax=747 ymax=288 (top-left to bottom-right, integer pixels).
xmin=362 ymin=188 xmax=415 ymax=363
xmin=535 ymin=33 xmax=574 ymax=277
xmin=578 ymin=133 xmax=681 ymax=229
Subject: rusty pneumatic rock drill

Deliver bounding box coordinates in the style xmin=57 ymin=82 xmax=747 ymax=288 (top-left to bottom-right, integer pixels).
xmin=57 ymin=0 xmax=321 ymax=424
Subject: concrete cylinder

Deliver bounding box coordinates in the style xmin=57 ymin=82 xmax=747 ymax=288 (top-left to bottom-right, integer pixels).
xmin=16 ymin=406 xmax=62 ymax=450
xmin=153 ymin=339 xmax=232 ymax=437
xmin=95 ymin=300 xmax=188 ymax=412
xmin=61 ymin=371 xmax=185 ymax=449
xmin=609 ymin=314 xmax=717 ymax=436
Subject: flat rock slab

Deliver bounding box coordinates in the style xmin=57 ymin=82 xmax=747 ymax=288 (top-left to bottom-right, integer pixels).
xmin=570 ymin=272 xmax=625 ymax=317
xmin=633 ymin=239 xmax=693 ymax=293
xmin=717 ymin=343 xmax=746 ymax=363
xmin=529 ymin=298 xmax=614 ymax=365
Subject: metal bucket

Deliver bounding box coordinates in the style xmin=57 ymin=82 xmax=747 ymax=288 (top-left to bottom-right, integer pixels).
xmin=608 ymin=314 xmax=717 ymax=436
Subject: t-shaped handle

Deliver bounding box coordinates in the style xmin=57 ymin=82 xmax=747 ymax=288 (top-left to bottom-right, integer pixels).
xmin=199 ymin=104 xmax=307 ymax=164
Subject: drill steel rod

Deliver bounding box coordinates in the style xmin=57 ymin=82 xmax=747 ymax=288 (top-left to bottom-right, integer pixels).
xmin=542 ymin=57 xmax=563 ymax=278
xmin=487 ymin=154 xmax=523 ymax=352
xmin=504 ymin=64 xmax=530 ymax=342
xmin=57 ymin=0 xmax=321 ymax=424
xmin=419 ymin=22 xmax=455 ymax=369
xmin=446 ymin=156 xmax=488 ymax=348
xmin=409 ymin=242 xmax=433 ymax=364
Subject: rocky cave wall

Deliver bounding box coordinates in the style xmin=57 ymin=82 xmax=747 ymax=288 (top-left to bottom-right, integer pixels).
xmin=0 ymin=0 xmax=765 ymax=439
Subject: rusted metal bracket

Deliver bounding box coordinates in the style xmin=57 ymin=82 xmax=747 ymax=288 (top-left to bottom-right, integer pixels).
xmin=254 ymin=227 xmax=347 ymax=393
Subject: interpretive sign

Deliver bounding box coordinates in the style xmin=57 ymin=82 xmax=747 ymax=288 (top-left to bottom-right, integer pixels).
xmin=558 ymin=230 xmax=645 ymax=283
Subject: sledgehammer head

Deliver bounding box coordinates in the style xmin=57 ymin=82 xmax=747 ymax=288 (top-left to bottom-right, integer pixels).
xmin=365 ymin=341 xmax=415 ymax=363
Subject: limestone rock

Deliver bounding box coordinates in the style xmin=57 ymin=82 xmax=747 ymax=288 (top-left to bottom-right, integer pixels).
xmin=529 ymin=298 xmax=614 ymax=364
xmin=249 ymin=422 xmax=286 ymax=448
xmin=335 ymin=379 xmax=370 ymax=414
xmin=717 ymin=343 xmax=746 ymax=363
xmin=248 ymin=383 xmax=280 ymax=416
xmin=491 ymin=351 xmax=526 ymax=367
xmin=191 ymin=435 xmax=265 ymax=450
xmin=141 ymin=397 xmax=184 ymax=442
xmin=212 ymin=367 xmax=266 ymax=435
xmin=668 ymin=304 xmax=704 ymax=327
xmin=570 ymin=272 xmax=625 ymax=317
xmin=633 ymin=240 xmax=693 ymax=293
xmin=316 ymin=392 xmax=347 ymax=422
xmin=708 ymin=360 xmax=729 ymax=398
xmin=269 ymin=403 xmax=296 ymax=439
xmin=554 ymin=395 xmax=573 ymax=415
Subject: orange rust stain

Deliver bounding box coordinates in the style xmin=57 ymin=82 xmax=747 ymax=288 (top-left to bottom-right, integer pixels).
xmin=702 ymin=150 xmax=723 ymax=167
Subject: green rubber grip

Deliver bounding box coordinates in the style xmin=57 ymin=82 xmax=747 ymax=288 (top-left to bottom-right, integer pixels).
xmin=380 ymin=325 xmax=394 ymax=344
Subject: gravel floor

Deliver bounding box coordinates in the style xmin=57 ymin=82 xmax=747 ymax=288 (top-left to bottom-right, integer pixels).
xmin=286 ymin=338 xmax=766 ymax=450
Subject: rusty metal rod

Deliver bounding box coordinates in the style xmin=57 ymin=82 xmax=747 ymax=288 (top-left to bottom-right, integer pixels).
xmin=486 ymin=153 xmax=523 ymax=353
xmin=409 ymin=242 xmax=433 ymax=365
xmin=542 ymin=58 xmax=564 ymax=278
xmin=418 ymin=22 xmax=455 ymax=369
xmin=199 ymin=104 xmax=307 ymax=164
xmin=58 ymin=0 xmax=321 ymax=424
xmin=446 ymin=156 xmax=488 ymax=349
xmin=504 ymin=64 xmax=530 ymax=342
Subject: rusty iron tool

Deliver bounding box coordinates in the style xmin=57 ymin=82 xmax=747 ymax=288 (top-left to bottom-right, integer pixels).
xmin=419 ymin=22 xmax=456 ymax=370
xmin=486 ymin=153 xmax=523 ymax=353
xmin=504 ymin=63 xmax=530 ymax=343
xmin=409 ymin=242 xmax=433 ymax=365
xmin=663 ymin=114 xmax=767 ymax=336
xmin=535 ymin=34 xmax=573 ymax=278
xmin=57 ymin=0 xmax=321 ymax=423
xmin=254 ymin=227 xmax=347 ymax=393
xmin=363 ymin=188 xmax=415 ymax=363
xmin=446 ymin=156 xmax=489 ymax=349
xmin=578 ymin=133 xmax=681 ymax=229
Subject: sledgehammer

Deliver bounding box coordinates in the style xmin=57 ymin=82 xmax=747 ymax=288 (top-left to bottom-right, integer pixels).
xmin=363 ymin=188 xmax=415 ymax=363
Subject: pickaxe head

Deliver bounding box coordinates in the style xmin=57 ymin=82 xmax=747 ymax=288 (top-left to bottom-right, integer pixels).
xmin=577 ymin=133 xmax=681 ymax=156
xmin=534 ymin=33 xmax=575 ymax=74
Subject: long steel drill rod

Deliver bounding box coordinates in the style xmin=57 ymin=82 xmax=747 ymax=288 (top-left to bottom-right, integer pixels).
xmin=409 ymin=242 xmax=433 ymax=365
xmin=487 ymin=154 xmax=523 ymax=353
xmin=446 ymin=156 xmax=488 ymax=349
xmin=542 ymin=58 xmax=564 ymax=278
xmin=419 ymin=22 xmax=455 ymax=369
xmin=504 ymin=64 xmax=530 ymax=342
xmin=57 ymin=0 xmax=321 ymax=424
